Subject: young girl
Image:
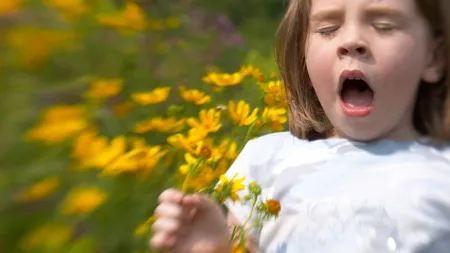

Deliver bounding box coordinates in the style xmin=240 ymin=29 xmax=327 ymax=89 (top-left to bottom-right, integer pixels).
xmin=150 ymin=0 xmax=450 ymax=252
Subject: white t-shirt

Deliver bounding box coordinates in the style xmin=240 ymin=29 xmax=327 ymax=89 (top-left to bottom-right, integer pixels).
xmin=224 ymin=131 xmax=450 ymax=253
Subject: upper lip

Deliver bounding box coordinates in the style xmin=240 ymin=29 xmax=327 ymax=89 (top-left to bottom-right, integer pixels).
xmin=338 ymin=69 xmax=371 ymax=93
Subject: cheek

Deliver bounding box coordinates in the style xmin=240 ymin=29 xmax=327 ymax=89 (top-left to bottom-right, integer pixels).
xmin=373 ymin=38 xmax=427 ymax=89
xmin=306 ymin=39 xmax=336 ymax=98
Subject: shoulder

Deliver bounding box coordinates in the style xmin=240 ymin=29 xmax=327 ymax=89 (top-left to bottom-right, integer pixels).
xmin=243 ymin=131 xmax=309 ymax=160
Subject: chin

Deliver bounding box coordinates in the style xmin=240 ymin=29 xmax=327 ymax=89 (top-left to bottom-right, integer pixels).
xmin=332 ymin=119 xmax=387 ymax=142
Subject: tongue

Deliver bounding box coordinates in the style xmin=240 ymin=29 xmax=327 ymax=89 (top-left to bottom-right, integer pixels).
xmin=341 ymin=88 xmax=373 ymax=107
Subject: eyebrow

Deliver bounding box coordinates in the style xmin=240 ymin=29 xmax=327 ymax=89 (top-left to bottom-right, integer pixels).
xmin=364 ymin=7 xmax=407 ymax=20
xmin=310 ymin=9 xmax=343 ymax=22
xmin=310 ymin=7 xmax=407 ymax=22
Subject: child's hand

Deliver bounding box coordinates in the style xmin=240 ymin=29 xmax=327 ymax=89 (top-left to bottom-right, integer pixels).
xmin=150 ymin=188 xmax=231 ymax=253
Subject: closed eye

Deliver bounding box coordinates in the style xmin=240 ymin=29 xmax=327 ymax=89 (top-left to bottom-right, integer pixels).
xmin=373 ymin=23 xmax=395 ymax=32
xmin=316 ymin=26 xmax=339 ymax=36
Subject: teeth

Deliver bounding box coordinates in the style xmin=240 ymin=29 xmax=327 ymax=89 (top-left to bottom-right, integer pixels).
xmin=347 ymin=77 xmax=361 ymax=80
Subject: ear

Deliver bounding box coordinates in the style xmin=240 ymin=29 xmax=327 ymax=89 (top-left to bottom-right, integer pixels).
xmin=422 ymin=37 xmax=446 ymax=83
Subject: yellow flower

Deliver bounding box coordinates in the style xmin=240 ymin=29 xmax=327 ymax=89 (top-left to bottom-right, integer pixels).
xmin=113 ymin=101 xmax=135 ymax=118
xmin=167 ymin=129 xmax=206 ymax=154
xmin=187 ymin=164 xmax=216 ymax=191
xmin=231 ymin=243 xmax=246 ymax=253
xmin=179 ymin=153 xmax=199 ymax=175
xmin=25 ymin=105 xmax=88 ymax=144
xmin=43 ymin=0 xmax=90 ymax=20
xmin=20 ymin=224 xmax=73 ymax=251
xmin=211 ymin=139 xmax=238 ymax=161
xmin=0 ymin=0 xmax=23 ymax=15
xmin=202 ymin=72 xmax=244 ymax=87
xmin=84 ymin=78 xmax=123 ymax=101
xmin=257 ymin=107 xmax=287 ymax=131
xmin=104 ymin=145 xmax=167 ymax=176
xmin=187 ymin=108 xmax=222 ymax=133
xmin=179 ymin=153 xmax=216 ymax=191
xmin=17 ymin=177 xmax=60 ymax=202
xmin=179 ymin=86 xmax=211 ymax=105
xmin=134 ymin=117 xmax=185 ymax=133
xmin=88 ymin=136 xmax=127 ymax=168
xmin=134 ymin=215 xmax=157 ymax=237
xmin=97 ymin=2 xmax=147 ymax=33
xmin=6 ymin=27 xmax=77 ymax=68
xmin=72 ymin=133 xmax=126 ymax=170
xmin=215 ymin=174 xmax=245 ymax=202
xmin=261 ymin=80 xmax=287 ymax=107
xmin=240 ymin=65 xmax=265 ymax=81
xmin=62 ymin=187 xmax=107 ymax=215
xmin=228 ymin=100 xmax=259 ymax=126
xmin=131 ymin=87 xmax=171 ymax=105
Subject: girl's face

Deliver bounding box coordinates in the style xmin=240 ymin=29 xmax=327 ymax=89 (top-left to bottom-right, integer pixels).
xmin=306 ymin=0 xmax=444 ymax=141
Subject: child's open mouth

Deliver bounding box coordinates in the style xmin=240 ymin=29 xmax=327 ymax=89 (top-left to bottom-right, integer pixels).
xmin=338 ymin=70 xmax=374 ymax=117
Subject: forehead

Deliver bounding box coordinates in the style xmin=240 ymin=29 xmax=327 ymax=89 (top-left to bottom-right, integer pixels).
xmin=309 ymin=0 xmax=418 ymax=13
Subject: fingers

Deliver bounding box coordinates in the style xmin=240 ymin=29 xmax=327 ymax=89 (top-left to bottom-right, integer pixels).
xmin=149 ymin=232 xmax=176 ymax=250
xmin=182 ymin=193 xmax=218 ymax=212
xmin=150 ymin=189 xmax=190 ymax=251
xmin=158 ymin=188 xmax=184 ymax=204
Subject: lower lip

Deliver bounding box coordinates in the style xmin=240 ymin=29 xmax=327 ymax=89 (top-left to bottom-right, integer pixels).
xmin=339 ymin=100 xmax=374 ymax=117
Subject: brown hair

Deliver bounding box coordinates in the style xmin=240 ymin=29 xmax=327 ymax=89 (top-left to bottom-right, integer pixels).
xmin=275 ymin=0 xmax=450 ymax=141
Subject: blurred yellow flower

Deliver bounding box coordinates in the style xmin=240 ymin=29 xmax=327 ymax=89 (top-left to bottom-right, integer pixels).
xmin=231 ymin=243 xmax=246 ymax=253
xmin=215 ymin=174 xmax=245 ymax=203
xmin=261 ymin=80 xmax=287 ymax=107
xmin=228 ymin=100 xmax=259 ymax=126
xmin=25 ymin=105 xmax=88 ymax=144
xmin=84 ymin=78 xmax=123 ymax=101
xmin=62 ymin=187 xmax=107 ymax=215
xmin=179 ymin=86 xmax=211 ymax=105
xmin=257 ymin=107 xmax=287 ymax=131
xmin=167 ymin=130 xmax=206 ymax=154
xmin=134 ymin=215 xmax=157 ymax=237
xmin=20 ymin=224 xmax=73 ymax=251
xmin=113 ymin=101 xmax=135 ymax=118
xmin=187 ymin=108 xmax=222 ymax=134
xmin=211 ymin=139 xmax=238 ymax=161
xmin=88 ymin=136 xmax=127 ymax=168
xmin=131 ymin=87 xmax=171 ymax=105
xmin=97 ymin=1 xmax=147 ymax=33
xmin=135 ymin=117 xmax=185 ymax=133
xmin=240 ymin=65 xmax=265 ymax=81
xmin=179 ymin=152 xmax=217 ymax=191
xmin=72 ymin=132 xmax=126 ymax=169
xmin=17 ymin=177 xmax=60 ymax=202
xmin=202 ymin=72 xmax=244 ymax=87
xmin=0 ymin=0 xmax=23 ymax=15
xmin=179 ymin=152 xmax=199 ymax=175
xmin=104 ymin=145 xmax=167 ymax=176
xmin=43 ymin=0 xmax=90 ymax=20
xmin=187 ymin=164 xmax=216 ymax=191
xmin=7 ymin=27 xmax=77 ymax=68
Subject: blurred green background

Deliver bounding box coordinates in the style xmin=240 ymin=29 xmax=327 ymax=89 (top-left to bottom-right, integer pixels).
xmin=0 ymin=0 xmax=286 ymax=252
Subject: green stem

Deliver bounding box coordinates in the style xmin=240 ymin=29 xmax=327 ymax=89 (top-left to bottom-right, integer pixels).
xmin=181 ymin=158 xmax=203 ymax=193
xmin=242 ymin=196 xmax=257 ymax=229
xmin=240 ymin=121 xmax=256 ymax=152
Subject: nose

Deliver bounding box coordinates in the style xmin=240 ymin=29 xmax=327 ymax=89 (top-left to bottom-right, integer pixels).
xmin=337 ymin=26 xmax=370 ymax=58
